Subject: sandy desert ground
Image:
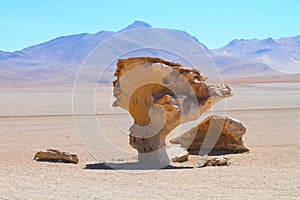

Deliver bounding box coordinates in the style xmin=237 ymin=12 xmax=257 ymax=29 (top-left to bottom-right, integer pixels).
xmin=0 ymin=83 xmax=299 ymax=199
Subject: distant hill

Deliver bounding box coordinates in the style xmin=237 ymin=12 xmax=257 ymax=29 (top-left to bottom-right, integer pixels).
xmin=0 ymin=21 xmax=299 ymax=86
xmin=213 ymin=37 xmax=300 ymax=73
xmin=277 ymin=35 xmax=300 ymax=59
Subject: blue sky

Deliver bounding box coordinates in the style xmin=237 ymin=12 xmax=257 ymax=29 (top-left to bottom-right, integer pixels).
xmin=1 ymin=0 xmax=300 ymax=51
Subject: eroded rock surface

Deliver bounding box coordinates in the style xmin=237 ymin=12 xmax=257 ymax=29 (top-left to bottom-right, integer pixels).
xmin=113 ymin=57 xmax=232 ymax=164
xmin=34 ymin=149 xmax=79 ymax=164
xmin=194 ymin=155 xmax=230 ymax=168
xmin=166 ymin=144 xmax=189 ymax=162
xmin=170 ymin=115 xmax=249 ymax=155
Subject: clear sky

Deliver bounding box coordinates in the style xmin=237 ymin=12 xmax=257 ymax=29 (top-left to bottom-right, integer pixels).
xmin=1 ymin=0 xmax=300 ymax=51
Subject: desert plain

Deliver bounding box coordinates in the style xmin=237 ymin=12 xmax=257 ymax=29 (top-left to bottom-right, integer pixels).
xmin=0 ymin=83 xmax=299 ymax=199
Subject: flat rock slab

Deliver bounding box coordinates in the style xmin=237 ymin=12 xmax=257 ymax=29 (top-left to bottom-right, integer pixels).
xmin=172 ymin=155 xmax=230 ymax=168
xmin=34 ymin=149 xmax=79 ymax=164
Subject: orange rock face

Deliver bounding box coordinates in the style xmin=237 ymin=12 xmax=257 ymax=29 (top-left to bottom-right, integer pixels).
xmin=34 ymin=149 xmax=79 ymax=164
xmin=113 ymin=57 xmax=233 ymax=162
xmin=170 ymin=115 xmax=249 ymax=155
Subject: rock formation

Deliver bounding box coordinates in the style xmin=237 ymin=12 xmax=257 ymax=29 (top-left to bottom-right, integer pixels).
xmin=166 ymin=144 xmax=189 ymax=162
xmin=34 ymin=149 xmax=79 ymax=164
xmin=113 ymin=57 xmax=234 ymax=166
xmin=170 ymin=115 xmax=249 ymax=155
xmin=194 ymin=155 xmax=230 ymax=168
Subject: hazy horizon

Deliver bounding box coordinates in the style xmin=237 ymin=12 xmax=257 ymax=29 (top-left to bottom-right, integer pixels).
xmin=1 ymin=20 xmax=300 ymax=53
xmin=1 ymin=0 xmax=300 ymax=51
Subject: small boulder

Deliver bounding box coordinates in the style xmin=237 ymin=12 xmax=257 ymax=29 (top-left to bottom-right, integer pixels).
xmin=170 ymin=115 xmax=249 ymax=155
xmin=167 ymin=144 xmax=189 ymax=162
xmin=194 ymin=155 xmax=230 ymax=168
xmin=34 ymin=149 xmax=79 ymax=164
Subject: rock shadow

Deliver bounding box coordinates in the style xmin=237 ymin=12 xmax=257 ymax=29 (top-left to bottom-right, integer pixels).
xmin=85 ymin=162 xmax=193 ymax=170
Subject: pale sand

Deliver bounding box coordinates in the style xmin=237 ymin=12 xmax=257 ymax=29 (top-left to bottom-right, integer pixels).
xmin=0 ymin=83 xmax=299 ymax=199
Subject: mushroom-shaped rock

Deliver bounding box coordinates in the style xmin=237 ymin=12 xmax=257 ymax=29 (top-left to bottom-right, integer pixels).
xmin=113 ymin=57 xmax=232 ymax=166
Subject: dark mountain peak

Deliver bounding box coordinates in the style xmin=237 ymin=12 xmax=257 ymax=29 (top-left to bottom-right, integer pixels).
xmin=119 ymin=21 xmax=152 ymax=32
xmin=263 ymin=37 xmax=273 ymax=40
xmin=226 ymin=39 xmax=245 ymax=47
xmin=95 ymin=30 xmax=114 ymax=35
xmin=261 ymin=37 xmax=277 ymax=44
xmin=225 ymin=37 xmax=278 ymax=48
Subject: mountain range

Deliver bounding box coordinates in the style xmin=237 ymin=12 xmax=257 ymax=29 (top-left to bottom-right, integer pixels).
xmin=1 ymin=21 xmax=300 ymax=86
